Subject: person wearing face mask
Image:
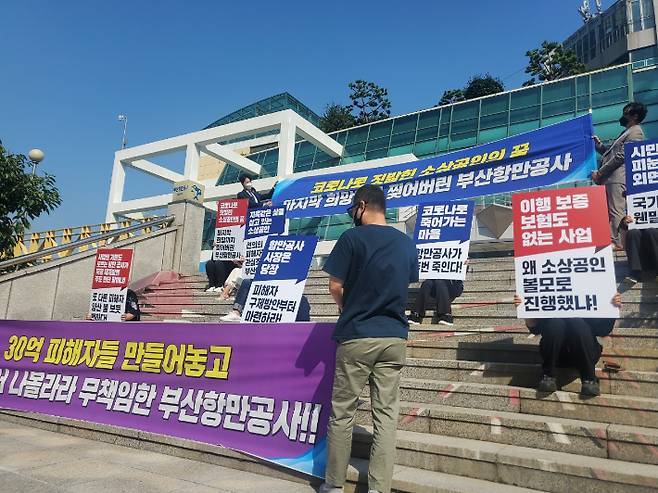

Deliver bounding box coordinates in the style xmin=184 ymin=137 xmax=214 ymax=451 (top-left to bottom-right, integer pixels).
xmin=591 ymin=102 xmax=647 ymax=249
xmin=319 ymin=185 xmax=419 ymax=493
xmin=237 ymin=173 xmax=272 ymax=209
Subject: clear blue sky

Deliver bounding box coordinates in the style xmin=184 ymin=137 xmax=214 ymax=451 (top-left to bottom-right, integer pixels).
xmin=0 ymin=0 xmax=615 ymax=231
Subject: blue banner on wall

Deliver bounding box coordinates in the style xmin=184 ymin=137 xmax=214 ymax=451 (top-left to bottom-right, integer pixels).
xmin=272 ymin=114 xmax=597 ymax=219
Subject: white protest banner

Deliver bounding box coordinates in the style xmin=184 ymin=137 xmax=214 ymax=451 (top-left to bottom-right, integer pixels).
xmin=242 ymin=207 xmax=287 ymax=280
xmin=414 ymin=200 xmax=474 ymax=280
xmin=513 ymin=186 xmax=618 ymax=319
xmin=625 ymin=138 xmax=658 ymax=229
xmin=242 ymin=235 xmax=318 ymax=324
xmin=212 ymin=199 xmax=248 ymax=261
xmin=89 ymin=248 xmax=133 ymax=322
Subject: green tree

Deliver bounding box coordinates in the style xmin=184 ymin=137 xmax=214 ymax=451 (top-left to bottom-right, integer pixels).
xmin=524 ymin=40 xmax=585 ymax=86
xmin=347 ymin=80 xmax=392 ymax=125
xmin=438 ymin=88 xmax=465 ymax=106
xmin=0 ymin=142 xmax=61 ymax=260
xmin=463 ymin=73 xmax=505 ymax=100
xmin=319 ymin=103 xmax=356 ymax=133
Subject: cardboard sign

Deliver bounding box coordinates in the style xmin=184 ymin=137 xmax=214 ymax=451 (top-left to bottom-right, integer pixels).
xmin=242 ymin=207 xmax=287 ymax=280
xmin=212 ymin=199 xmax=248 ymax=261
xmin=242 ymin=235 xmax=318 ymax=324
xmin=89 ymin=248 xmax=133 ymax=322
xmin=414 ymin=200 xmax=474 ymax=280
xmin=513 ymin=186 xmax=618 ymax=319
xmin=625 ymin=138 xmax=658 ymax=230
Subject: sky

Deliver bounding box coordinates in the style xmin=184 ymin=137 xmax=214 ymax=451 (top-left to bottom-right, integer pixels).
xmin=0 ymin=0 xmax=616 ymax=231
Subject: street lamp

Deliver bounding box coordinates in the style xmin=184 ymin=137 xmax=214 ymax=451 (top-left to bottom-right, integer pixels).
xmin=28 ymin=148 xmax=44 ymax=175
xmin=117 ymin=114 xmax=128 ymax=149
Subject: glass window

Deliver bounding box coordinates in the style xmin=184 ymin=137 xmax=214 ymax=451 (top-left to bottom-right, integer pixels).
xmin=439 ymin=122 xmax=450 ymax=137
xmin=438 ymin=137 xmax=449 ymax=152
xmin=511 ymin=87 xmax=540 ymax=109
xmin=366 ymin=135 xmax=390 ymax=152
xmin=481 ymin=94 xmax=509 ymax=115
xmin=508 ymin=120 xmax=540 ymax=136
xmin=480 ymin=112 xmax=509 ymax=129
xmin=591 ymin=102 xmax=626 ymax=124
xmin=633 ymin=68 xmax=658 ymax=93
xmin=414 ymin=140 xmax=438 ymax=156
xmin=591 ymin=66 xmax=628 ymax=93
xmin=341 ymin=154 xmax=365 ymax=165
xmin=591 ymin=86 xmax=629 ymax=108
xmin=388 ymin=144 xmax=414 ymax=157
xmin=542 ymin=98 xmax=575 ymax=117
xmin=450 ymin=132 xmax=477 ymax=149
xmin=390 ymin=131 xmax=416 ymax=147
xmin=345 ymin=126 xmax=369 ymax=145
xmin=344 ymin=141 xmax=366 ymax=155
xmin=415 ymin=126 xmax=439 ymax=141
xmin=542 ymin=80 xmax=575 ymax=102
xmin=635 ymin=90 xmax=658 ymax=106
xmin=541 ymin=114 xmax=573 ymax=126
xmin=392 ymin=115 xmax=418 ymax=134
xmin=478 ymin=126 xmax=507 ymax=143
xmin=510 ymin=105 xmax=540 ymax=123
xmin=297 ymin=141 xmax=315 ymax=157
xmin=577 ymin=95 xmax=591 ymax=111
xmin=452 ymin=101 xmax=478 ymax=121
xmin=417 ymin=109 xmax=440 ymax=129
xmin=333 ymin=131 xmax=348 ymax=145
xmin=450 ymin=118 xmax=478 ymax=134
xmin=368 ymin=120 xmax=393 ymax=139
xmin=366 ymin=148 xmax=389 ymax=160
xmin=594 ymin=121 xmax=624 ymax=140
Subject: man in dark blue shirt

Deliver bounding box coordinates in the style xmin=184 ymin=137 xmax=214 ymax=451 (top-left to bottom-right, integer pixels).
xmin=319 ymin=185 xmax=418 ymax=493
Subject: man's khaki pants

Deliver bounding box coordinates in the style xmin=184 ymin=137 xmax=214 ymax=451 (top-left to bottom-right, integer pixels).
xmin=324 ymin=337 xmax=406 ymax=493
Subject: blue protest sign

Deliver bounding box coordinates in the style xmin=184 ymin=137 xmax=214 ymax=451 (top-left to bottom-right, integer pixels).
xmin=245 ymin=207 xmax=287 ymax=239
xmin=414 ymin=201 xmax=474 ymax=280
xmin=625 ymin=138 xmax=658 ymax=230
xmin=272 ymin=114 xmax=596 ymax=219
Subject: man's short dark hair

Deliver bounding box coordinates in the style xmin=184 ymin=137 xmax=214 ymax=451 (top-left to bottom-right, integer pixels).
xmin=353 ymin=185 xmax=386 ymax=212
xmin=624 ymin=102 xmax=648 ymax=123
xmin=238 ymin=173 xmax=253 ymax=185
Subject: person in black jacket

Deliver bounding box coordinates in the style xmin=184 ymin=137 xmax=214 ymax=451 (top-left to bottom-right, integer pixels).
xmin=513 ymin=293 xmax=621 ymax=397
xmin=408 ymin=279 xmax=463 ymax=326
xmin=237 ymin=174 xmax=272 ymax=209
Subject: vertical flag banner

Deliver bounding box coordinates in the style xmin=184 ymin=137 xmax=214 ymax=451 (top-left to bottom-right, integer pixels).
xmin=242 ymin=207 xmax=287 ymax=279
xmin=513 ymin=186 xmax=619 ymax=319
xmin=625 ymin=138 xmax=658 ymax=229
xmin=213 ymin=199 xmax=248 ymax=261
xmin=242 ymin=235 xmax=318 ymax=324
xmin=414 ymin=200 xmax=474 ymax=280
xmin=273 ymin=114 xmax=596 ymax=218
xmin=0 ymin=319 xmax=336 ymax=477
xmin=89 ymin=248 xmax=133 ymax=322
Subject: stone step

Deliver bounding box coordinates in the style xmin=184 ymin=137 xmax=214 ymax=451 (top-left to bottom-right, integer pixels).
xmin=407 ymin=339 xmax=658 ymax=372
xmin=383 ymin=378 xmax=658 ymax=428
xmin=351 ymin=427 xmax=658 ymax=493
xmin=403 ymin=357 xmax=658 ymax=399
xmin=355 ymin=400 xmax=658 ymax=465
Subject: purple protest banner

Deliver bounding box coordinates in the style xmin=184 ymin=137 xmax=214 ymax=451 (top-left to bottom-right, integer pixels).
xmin=0 ymin=320 xmax=336 ymax=477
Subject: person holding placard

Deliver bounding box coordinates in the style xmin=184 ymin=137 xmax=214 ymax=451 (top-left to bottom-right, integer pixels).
xmin=86 ymin=288 xmax=140 ymax=322
xmin=622 ymin=215 xmax=658 ymax=284
xmin=513 ymin=294 xmax=621 ymax=396
xmin=592 ymin=102 xmax=647 ymax=248
xmin=237 ymin=173 xmax=272 ymax=209
xmin=320 ymin=185 xmax=418 ymax=493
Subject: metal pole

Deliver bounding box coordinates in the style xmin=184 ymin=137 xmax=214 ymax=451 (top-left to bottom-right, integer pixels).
xmin=121 ymin=116 xmax=128 ymax=149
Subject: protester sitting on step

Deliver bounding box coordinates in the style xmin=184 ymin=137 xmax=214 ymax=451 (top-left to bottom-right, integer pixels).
xmin=204 ymin=259 xmax=241 ymax=293
xmin=319 ymin=184 xmax=418 ymax=493
xmin=218 ymin=262 xmax=244 ymax=300
xmin=621 ymin=215 xmax=658 ymax=285
xmin=218 ymin=278 xmax=311 ymax=322
xmin=86 ymin=289 xmax=141 ymax=322
xmin=408 ymin=279 xmax=463 ymax=326
xmin=513 ymin=293 xmax=621 ymax=397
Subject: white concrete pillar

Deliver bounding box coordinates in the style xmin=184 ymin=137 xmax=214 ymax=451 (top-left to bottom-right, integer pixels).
xmin=184 ymin=143 xmax=200 ymax=180
xmin=277 ymin=114 xmax=296 ymax=177
xmin=105 ymin=156 xmax=126 ymax=222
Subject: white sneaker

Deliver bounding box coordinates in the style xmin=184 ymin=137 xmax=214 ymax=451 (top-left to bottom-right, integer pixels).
xmin=212 ymin=286 xmax=223 ymax=292
xmin=318 ymin=484 xmax=343 ymax=493
xmin=220 ymin=311 xmax=241 ymax=322
xmin=623 ymin=276 xmax=638 ymax=286
xmin=204 ymin=287 xmax=215 ymax=293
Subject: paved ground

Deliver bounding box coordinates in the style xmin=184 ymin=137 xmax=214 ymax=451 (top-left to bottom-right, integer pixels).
xmin=0 ymin=419 xmax=319 ymax=493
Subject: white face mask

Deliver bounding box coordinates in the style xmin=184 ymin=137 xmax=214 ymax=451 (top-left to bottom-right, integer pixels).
xmin=244 ymin=183 xmax=253 ymax=190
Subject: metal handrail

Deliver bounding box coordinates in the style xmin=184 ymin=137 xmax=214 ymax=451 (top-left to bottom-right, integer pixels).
xmin=0 ymin=215 xmax=175 ymax=271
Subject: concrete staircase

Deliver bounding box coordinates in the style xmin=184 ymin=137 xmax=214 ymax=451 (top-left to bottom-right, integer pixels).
xmin=137 ymin=256 xmax=658 ymax=493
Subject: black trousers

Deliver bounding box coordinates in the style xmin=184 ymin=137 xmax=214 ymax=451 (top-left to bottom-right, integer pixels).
xmin=414 ymin=279 xmax=454 ymax=317
xmin=536 ymin=318 xmax=613 ymax=380
xmin=205 ymin=260 xmax=236 ymax=288
xmin=625 ymin=228 xmax=658 ymax=273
